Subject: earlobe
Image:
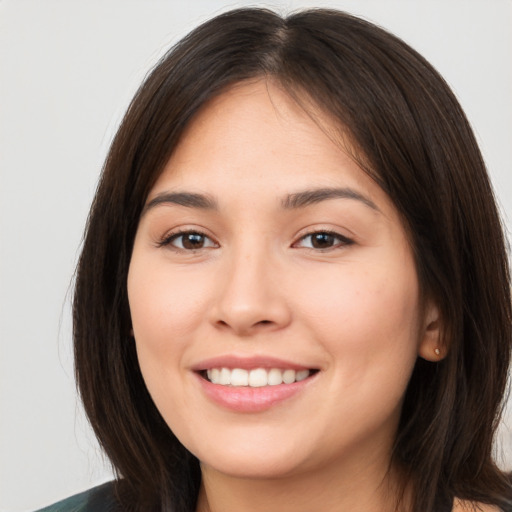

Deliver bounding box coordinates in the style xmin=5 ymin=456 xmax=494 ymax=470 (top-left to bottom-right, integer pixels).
xmin=418 ymin=305 xmax=444 ymax=362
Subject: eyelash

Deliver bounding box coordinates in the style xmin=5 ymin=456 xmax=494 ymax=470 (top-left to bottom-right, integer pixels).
xmin=157 ymin=230 xmax=218 ymax=251
xmin=293 ymin=230 xmax=354 ymax=251
xmin=157 ymin=229 xmax=354 ymax=252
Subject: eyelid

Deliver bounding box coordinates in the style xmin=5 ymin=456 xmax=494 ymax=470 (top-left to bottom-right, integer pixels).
xmin=155 ymin=226 xmax=354 ymax=252
xmin=292 ymin=229 xmax=354 ymax=250
xmin=157 ymin=228 xmax=219 ymax=251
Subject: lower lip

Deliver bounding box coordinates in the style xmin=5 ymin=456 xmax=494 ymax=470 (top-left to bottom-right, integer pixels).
xmin=196 ymin=373 xmax=315 ymax=413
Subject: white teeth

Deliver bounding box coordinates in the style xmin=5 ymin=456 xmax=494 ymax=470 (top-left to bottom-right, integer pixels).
xmin=205 ymin=367 xmax=313 ymax=387
xmin=249 ymin=368 xmax=268 ymax=387
xmin=296 ymin=369 xmax=310 ymax=382
xmin=219 ymin=367 xmax=231 ymax=385
xmin=230 ymin=368 xmax=249 ymax=386
xmin=282 ymin=369 xmax=296 ymax=384
xmin=267 ymin=368 xmax=283 ymax=386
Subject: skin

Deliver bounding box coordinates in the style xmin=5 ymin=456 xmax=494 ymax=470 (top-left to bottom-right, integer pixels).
xmin=127 ymin=80 xmax=442 ymax=512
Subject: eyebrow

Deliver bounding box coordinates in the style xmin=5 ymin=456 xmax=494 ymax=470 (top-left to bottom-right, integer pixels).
xmin=144 ymin=192 xmax=218 ymax=213
xmin=143 ymin=187 xmax=379 ymax=214
xmin=282 ymin=187 xmax=379 ymax=211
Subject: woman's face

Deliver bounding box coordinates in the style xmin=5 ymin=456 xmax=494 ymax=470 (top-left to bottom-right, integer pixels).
xmin=127 ymin=81 xmax=439 ymax=480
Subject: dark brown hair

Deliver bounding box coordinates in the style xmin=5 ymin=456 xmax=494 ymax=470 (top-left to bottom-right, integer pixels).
xmin=73 ymin=8 xmax=512 ymax=512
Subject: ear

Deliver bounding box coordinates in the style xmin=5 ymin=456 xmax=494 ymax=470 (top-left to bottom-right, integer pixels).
xmin=418 ymin=302 xmax=444 ymax=361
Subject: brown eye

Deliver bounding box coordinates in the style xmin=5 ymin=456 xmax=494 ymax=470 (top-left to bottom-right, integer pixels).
xmin=310 ymin=233 xmax=337 ymax=249
xmin=163 ymin=231 xmax=217 ymax=250
xmin=295 ymin=231 xmax=353 ymax=250
xmin=181 ymin=233 xmax=206 ymax=249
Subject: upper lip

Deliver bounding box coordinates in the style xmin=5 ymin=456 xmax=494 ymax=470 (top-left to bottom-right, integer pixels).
xmin=191 ymin=355 xmax=316 ymax=372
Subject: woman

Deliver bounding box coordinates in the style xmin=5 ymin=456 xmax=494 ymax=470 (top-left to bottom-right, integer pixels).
xmin=40 ymin=7 xmax=512 ymax=512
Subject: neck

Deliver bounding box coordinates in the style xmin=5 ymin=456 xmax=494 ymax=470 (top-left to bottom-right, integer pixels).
xmin=196 ymin=451 xmax=410 ymax=512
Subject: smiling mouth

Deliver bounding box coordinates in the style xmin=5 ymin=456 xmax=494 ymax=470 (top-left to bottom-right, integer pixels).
xmin=201 ymin=368 xmax=319 ymax=387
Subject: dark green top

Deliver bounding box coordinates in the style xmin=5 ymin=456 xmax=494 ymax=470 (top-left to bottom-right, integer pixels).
xmin=35 ymin=482 xmax=118 ymax=512
xmin=35 ymin=480 xmax=462 ymax=512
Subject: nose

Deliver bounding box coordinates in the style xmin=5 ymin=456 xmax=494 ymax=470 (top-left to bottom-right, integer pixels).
xmin=210 ymin=247 xmax=292 ymax=336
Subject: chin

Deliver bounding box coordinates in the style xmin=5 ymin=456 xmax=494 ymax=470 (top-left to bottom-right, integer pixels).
xmin=189 ymin=432 xmax=314 ymax=480
xmin=200 ymin=455 xmax=306 ymax=480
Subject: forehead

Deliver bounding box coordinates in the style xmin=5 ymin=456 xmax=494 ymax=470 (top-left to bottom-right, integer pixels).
xmin=151 ymin=80 xmax=382 ymax=202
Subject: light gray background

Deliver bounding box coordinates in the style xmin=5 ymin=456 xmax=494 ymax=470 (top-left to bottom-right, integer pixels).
xmin=1 ymin=1 xmax=511 ymax=511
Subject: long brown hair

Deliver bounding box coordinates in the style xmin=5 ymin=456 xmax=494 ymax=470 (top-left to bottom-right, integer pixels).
xmin=73 ymin=8 xmax=512 ymax=511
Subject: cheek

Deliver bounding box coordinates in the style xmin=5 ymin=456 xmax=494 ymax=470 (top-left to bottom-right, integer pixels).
xmin=298 ymin=255 xmax=421 ymax=372
xmin=127 ymin=257 xmax=214 ymax=422
xmin=128 ymin=259 xmax=208 ymax=345
xmin=126 ymin=257 xmax=214 ymax=407
xmin=297 ymin=259 xmax=422 ymax=438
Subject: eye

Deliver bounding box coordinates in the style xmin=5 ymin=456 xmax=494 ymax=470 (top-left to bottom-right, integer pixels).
xmin=160 ymin=231 xmax=218 ymax=251
xmin=294 ymin=231 xmax=353 ymax=250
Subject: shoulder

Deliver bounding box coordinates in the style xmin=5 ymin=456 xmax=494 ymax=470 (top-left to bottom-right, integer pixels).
xmin=452 ymin=498 xmax=503 ymax=512
xmin=34 ymin=481 xmax=119 ymax=512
